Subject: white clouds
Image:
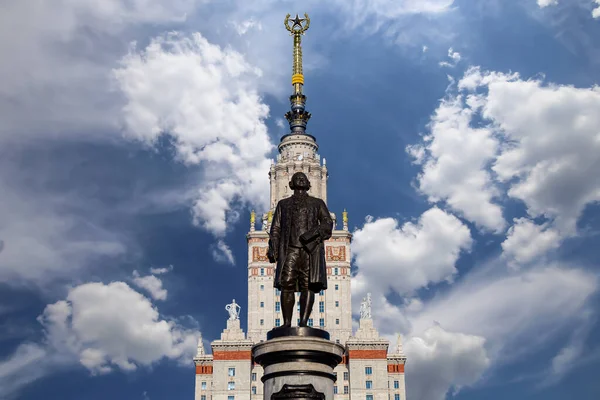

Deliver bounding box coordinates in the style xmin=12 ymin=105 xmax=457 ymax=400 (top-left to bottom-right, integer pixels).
xmin=405 ymin=326 xmax=490 ymax=400
xmin=371 ymin=266 xmax=597 ymax=399
xmin=0 ymin=343 xmax=49 ymax=399
xmin=501 ymin=218 xmax=561 ymax=268
xmin=114 ymin=32 xmax=273 ymax=238
xmin=150 ymin=265 xmax=174 ymax=275
xmin=411 ymin=65 xmax=600 ymax=240
xmin=0 ymin=0 xmax=204 ymax=140
xmin=474 ymin=70 xmax=600 ymax=234
xmin=39 ymin=282 xmax=198 ymax=374
xmin=439 ymin=47 xmax=462 ymax=67
xmin=352 ymin=207 xmax=472 ymax=297
xmin=534 ymin=0 xmax=599 ymax=18
xmin=231 ymin=18 xmax=263 ymax=35
xmin=212 ymin=240 xmax=236 ymax=265
xmin=0 ymin=167 xmax=127 ymax=286
xmin=408 ymin=96 xmax=506 ymax=232
xmin=132 ymin=271 xmax=168 ymax=301
xmin=410 ymin=267 xmax=597 ymax=359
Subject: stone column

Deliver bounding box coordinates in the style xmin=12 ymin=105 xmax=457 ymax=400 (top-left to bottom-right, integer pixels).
xmin=252 ymin=328 xmax=345 ymax=400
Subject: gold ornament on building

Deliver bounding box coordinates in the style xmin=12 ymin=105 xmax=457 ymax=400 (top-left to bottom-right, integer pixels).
xmin=342 ymin=209 xmax=348 ymax=224
xmin=284 ymin=13 xmax=310 ymax=94
xmin=250 ymin=209 xmax=256 ymax=224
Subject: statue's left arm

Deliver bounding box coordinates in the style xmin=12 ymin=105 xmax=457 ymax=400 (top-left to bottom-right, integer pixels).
xmin=316 ymin=199 xmax=333 ymax=241
xmin=299 ymin=199 xmax=333 ymax=245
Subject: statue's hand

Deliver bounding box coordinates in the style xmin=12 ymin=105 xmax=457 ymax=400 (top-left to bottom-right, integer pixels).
xmin=267 ymin=249 xmax=277 ymax=264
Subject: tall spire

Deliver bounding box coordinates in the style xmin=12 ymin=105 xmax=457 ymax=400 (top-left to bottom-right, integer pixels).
xmin=395 ymin=333 xmax=406 ymax=356
xmin=284 ymin=13 xmax=311 ymax=135
xmin=196 ymin=333 xmax=205 ymax=357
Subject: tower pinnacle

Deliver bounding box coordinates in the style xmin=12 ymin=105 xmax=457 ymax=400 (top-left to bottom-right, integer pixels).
xmin=284 ymin=13 xmax=311 ymax=135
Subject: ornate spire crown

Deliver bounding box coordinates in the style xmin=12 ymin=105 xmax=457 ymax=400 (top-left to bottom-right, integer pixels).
xmin=284 ymin=13 xmax=311 ymax=135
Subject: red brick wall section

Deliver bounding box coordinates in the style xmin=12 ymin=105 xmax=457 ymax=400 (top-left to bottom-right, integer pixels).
xmin=348 ymin=349 xmax=388 ymax=359
xmin=213 ymin=350 xmax=252 ymax=361
xmin=196 ymin=365 xmax=213 ymax=374
xmin=387 ymin=364 xmax=405 ymax=373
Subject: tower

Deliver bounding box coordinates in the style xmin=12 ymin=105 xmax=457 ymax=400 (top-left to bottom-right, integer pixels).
xmin=194 ymin=13 xmax=407 ymax=400
xmin=246 ymin=13 xmax=352 ymax=346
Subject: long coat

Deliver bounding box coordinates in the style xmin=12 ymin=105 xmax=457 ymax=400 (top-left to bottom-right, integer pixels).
xmin=268 ymin=195 xmax=333 ymax=292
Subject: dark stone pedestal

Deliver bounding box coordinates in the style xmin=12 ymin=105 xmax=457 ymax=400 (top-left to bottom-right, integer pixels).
xmin=253 ymin=328 xmax=345 ymax=400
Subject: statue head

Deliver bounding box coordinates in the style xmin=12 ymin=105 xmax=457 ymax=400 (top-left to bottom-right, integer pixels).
xmin=289 ymin=172 xmax=311 ymax=191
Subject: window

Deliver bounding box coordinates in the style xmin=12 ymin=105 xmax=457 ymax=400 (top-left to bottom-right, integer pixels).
xmin=343 ymin=372 xmax=349 ymax=381
xmin=228 ymin=396 xmax=235 ymax=400
xmin=252 ymin=386 xmax=257 ymax=395
xmin=334 ymin=372 xmax=338 ymax=379
xmin=260 ymin=301 xmax=264 ymax=308
xmin=366 ymin=396 xmax=373 ymax=400
xmin=336 ymin=318 xmax=340 ymax=325
xmin=308 ymin=318 xmax=313 ymax=327
xmin=319 ymin=318 xmax=325 ymax=327
xmin=260 ymin=268 xmax=264 ymax=276
xmin=319 ymin=290 xmax=324 ymax=295
xmin=365 ymin=366 xmax=373 ymax=375
xmin=366 ymin=381 xmax=373 ymax=389
xmin=394 ymin=394 xmax=400 ymax=400
xmin=201 ymin=396 xmax=206 ymax=400
xmin=297 ymin=303 xmax=301 ymax=312
xmin=334 ymin=386 xmax=338 ymax=394
xmin=275 ymin=302 xmax=281 ymax=312
xmin=228 ymin=367 xmax=235 ymax=377
xmin=394 ymin=380 xmax=399 ymax=389
xmin=276 ymin=288 xmax=280 ymax=295
xmin=335 ymin=301 xmax=339 ymax=307
xmin=335 ymin=284 xmax=339 ymax=290
xmin=334 ymin=267 xmax=339 ymax=275
xmin=319 ymin=301 xmax=324 ymax=313
xmin=260 ymin=284 xmax=264 ymax=290
xmin=336 ymin=339 xmax=340 ymax=344
xmin=344 ymin=386 xmax=349 ymax=394
xmin=275 ymin=318 xmax=281 ymax=327
xmin=228 ymin=382 xmax=235 ymax=390
xmin=260 ymin=319 xmax=264 ymax=326
xmin=252 ymin=373 xmax=257 ymax=381
xmin=201 ymin=382 xmax=207 ymax=390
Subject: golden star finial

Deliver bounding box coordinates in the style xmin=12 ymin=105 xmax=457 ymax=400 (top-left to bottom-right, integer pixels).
xmin=291 ymin=14 xmax=305 ymax=29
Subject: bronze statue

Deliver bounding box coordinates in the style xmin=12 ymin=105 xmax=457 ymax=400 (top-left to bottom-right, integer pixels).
xmin=268 ymin=172 xmax=333 ymax=328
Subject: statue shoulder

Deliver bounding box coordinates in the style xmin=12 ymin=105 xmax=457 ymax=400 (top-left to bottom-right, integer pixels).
xmin=308 ymin=196 xmax=327 ymax=208
xmin=278 ymin=197 xmax=292 ymax=207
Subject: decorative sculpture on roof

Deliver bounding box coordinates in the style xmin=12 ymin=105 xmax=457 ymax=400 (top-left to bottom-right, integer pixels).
xmin=360 ymin=293 xmax=372 ymax=320
xmin=225 ymin=299 xmax=241 ymax=320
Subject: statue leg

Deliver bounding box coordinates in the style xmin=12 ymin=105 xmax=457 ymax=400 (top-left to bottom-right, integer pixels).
xmin=281 ymin=290 xmax=295 ymax=328
xmin=298 ymin=291 xmax=314 ymax=327
xmin=298 ymin=249 xmax=314 ymax=327
xmin=280 ymin=247 xmax=300 ymax=328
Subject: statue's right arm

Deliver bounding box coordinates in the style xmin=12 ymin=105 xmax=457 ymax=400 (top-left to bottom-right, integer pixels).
xmin=268 ymin=203 xmax=281 ymax=262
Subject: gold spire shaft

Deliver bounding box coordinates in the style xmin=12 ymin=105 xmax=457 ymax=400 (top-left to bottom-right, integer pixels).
xmin=284 ymin=13 xmax=311 ymax=134
xmin=285 ymin=13 xmax=310 ymax=94
xmin=292 ymin=34 xmax=303 ymax=93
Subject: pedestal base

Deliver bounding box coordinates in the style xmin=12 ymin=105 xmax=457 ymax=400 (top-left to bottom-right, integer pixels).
xmin=253 ymin=330 xmax=345 ymax=400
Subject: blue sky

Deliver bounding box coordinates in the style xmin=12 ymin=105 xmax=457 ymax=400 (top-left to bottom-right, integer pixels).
xmin=1 ymin=0 xmax=600 ymax=399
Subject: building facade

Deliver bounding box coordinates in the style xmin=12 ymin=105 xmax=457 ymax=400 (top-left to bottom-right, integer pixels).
xmin=193 ymin=13 xmax=406 ymax=400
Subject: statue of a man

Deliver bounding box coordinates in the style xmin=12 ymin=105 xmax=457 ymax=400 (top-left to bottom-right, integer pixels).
xmin=225 ymin=299 xmax=241 ymax=320
xmin=268 ymin=172 xmax=333 ymax=328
